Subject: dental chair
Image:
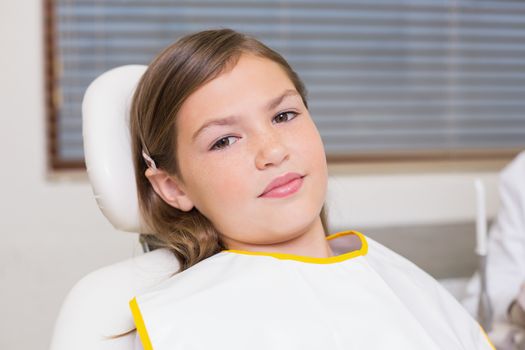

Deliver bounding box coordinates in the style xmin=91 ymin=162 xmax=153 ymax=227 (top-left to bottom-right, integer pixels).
xmin=49 ymin=66 xmax=180 ymax=350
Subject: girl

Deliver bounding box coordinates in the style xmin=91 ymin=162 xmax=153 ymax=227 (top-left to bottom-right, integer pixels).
xmin=128 ymin=28 xmax=494 ymax=349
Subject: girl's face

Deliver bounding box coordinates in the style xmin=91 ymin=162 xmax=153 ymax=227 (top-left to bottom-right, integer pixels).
xmin=171 ymin=53 xmax=328 ymax=249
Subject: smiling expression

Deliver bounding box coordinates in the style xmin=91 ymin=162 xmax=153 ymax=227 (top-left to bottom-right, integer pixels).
xmin=172 ymin=53 xmax=328 ymax=249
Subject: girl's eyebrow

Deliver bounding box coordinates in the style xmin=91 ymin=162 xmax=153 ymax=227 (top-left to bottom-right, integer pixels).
xmin=191 ymin=89 xmax=299 ymax=142
xmin=265 ymin=89 xmax=299 ymax=111
xmin=192 ymin=115 xmax=238 ymax=142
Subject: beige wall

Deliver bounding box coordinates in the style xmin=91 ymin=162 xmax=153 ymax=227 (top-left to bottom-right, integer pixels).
xmin=0 ymin=1 xmax=506 ymax=349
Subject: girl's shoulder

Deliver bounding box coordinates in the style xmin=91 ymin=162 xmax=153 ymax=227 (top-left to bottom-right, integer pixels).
xmin=362 ymin=234 xmax=494 ymax=349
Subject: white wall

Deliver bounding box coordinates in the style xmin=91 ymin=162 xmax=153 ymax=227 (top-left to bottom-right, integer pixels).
xmin=327 ymin=167 xmax=501 ymax=229
xmin=0 ymin=1 xmax=507 ymax=350
xmin=0 ymin=2 xmax=138 ymax=350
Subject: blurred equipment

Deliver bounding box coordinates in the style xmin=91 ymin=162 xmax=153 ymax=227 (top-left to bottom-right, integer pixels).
xmin=464 ymin=152 xmax=525 ymax=350
xmin=474 ymin=179 xmax=493 ymax=332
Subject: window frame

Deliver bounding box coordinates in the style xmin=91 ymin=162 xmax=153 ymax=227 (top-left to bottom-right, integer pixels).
xmin=43 ymin=0 xmax=523 ymax=171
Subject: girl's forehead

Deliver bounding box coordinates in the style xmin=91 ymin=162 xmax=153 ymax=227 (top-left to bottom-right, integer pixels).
xmin=180 ymin=54 xmax=296 ymax=119
xmin=211 ymin=53 xmax=291 ymax=87
xmin=172 ymin=53 xmax=302 ymax=148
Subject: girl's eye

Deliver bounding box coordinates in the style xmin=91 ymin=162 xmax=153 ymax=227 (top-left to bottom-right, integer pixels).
xmin=210 ymin=136 xmax=238 ymax=151
xmin=273 ymin=111 xmax=298 ymax=124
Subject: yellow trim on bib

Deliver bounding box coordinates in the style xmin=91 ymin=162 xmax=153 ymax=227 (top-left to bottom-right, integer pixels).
xmin=129 ymin=297 xmax=154 ymax=350
xmin=478 ymin=323 xmax=496 ymax=350
xmin=225 ymin=230 xmax=368 ymax=264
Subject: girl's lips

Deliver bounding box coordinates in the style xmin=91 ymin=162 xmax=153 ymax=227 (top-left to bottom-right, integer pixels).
xmin=259 ymin=173 xmax=305 ymax=198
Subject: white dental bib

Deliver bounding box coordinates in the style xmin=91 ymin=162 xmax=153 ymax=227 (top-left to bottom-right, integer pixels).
xmin=130 ymin=231 xmax=494 ymax=350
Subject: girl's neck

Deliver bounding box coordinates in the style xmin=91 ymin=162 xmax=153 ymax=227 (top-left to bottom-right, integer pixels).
xmin=224 ymin=217 xmax=334 ymax=258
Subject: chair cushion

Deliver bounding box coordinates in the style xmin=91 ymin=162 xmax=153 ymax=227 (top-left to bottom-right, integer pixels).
xmin=82 ymin=65 xmax=147 ymax=233
xmin=50 ymin=248 xmax=179 ymax=350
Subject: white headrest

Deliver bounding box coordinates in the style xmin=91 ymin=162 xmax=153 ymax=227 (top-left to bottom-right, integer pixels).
xmin=82 ymin=65 xmax=148 ymax=233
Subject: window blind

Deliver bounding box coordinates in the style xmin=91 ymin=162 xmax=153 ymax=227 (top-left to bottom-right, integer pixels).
xmin=51 ymin=0 xmax=525 ymax=167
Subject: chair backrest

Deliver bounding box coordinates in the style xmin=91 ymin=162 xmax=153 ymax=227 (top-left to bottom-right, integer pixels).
xmin=50 ymin=66 xmax=180 ymax=350
xmin=83 ymin=65 xmax=146 ymax=233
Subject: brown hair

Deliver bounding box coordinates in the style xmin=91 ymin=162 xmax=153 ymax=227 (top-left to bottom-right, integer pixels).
xmin=130 ymin=28 xmax=330 ymax=272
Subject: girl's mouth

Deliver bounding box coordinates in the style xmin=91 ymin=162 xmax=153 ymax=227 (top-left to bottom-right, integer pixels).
xmin=259 ymin=175 xmax=305 ymax=198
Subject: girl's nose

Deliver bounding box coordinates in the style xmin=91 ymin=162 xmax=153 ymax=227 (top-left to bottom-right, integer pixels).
xmin=254 ymin=131 xmax=290 ymax=170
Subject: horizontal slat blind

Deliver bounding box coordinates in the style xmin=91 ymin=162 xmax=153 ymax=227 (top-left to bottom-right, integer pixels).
xmin=52 ymin=0 xmax=525 ymax=164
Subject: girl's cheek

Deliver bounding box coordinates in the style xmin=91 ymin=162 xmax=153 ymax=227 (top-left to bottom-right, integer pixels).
xmin=205 ymin=157 xmax=242 ymax=185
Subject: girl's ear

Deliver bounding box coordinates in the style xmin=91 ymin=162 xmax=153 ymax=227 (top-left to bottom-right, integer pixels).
xmin=144 ymin=168 xmax=195 ymax=212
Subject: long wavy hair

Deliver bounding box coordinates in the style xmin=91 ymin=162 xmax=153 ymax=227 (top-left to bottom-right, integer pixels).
xmin=130 ymin=28 xmax=330 ymax=272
